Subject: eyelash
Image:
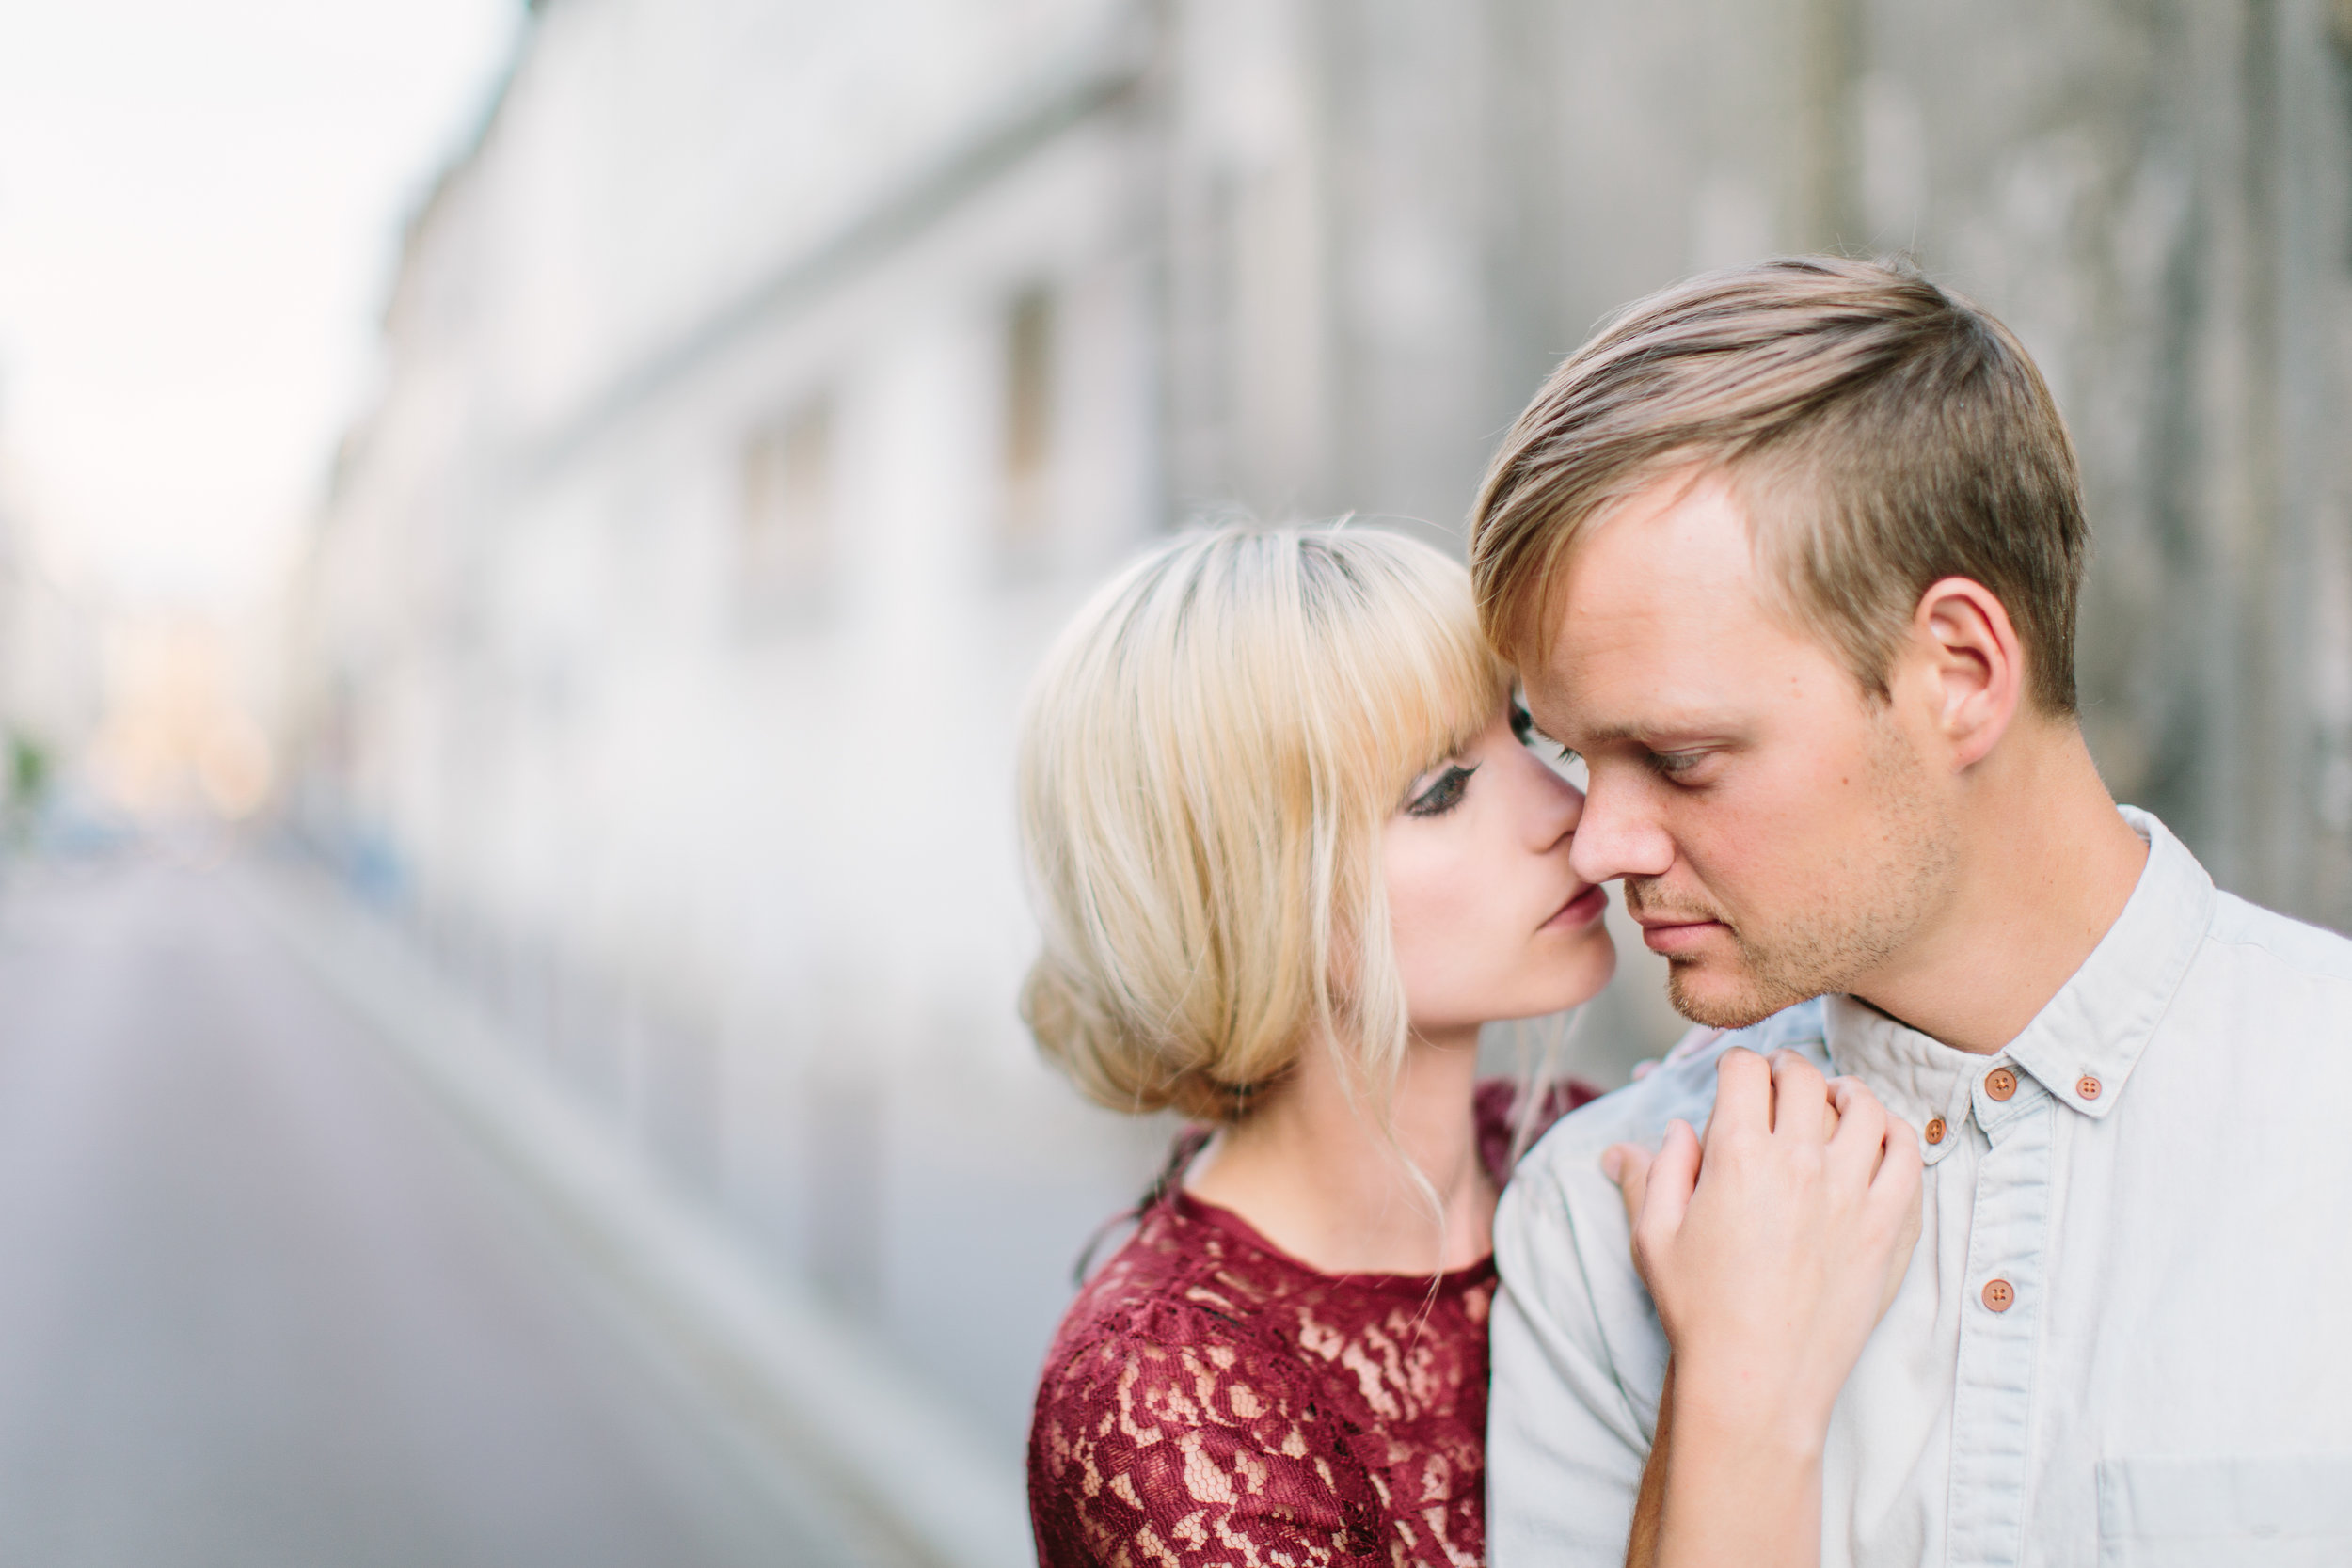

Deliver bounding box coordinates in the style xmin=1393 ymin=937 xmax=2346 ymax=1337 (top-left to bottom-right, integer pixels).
xmin=1406 ymin=764 xmax=1477 ymax=818
xmin=1510 ymin=700 xmax=1578 ymax=764
xmin=1510 ymin=698 xmax=1709 ymax=784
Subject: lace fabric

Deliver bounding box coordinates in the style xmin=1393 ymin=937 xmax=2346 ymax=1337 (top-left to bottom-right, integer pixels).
xmin=1027 ymin=1080 xmax=1593 ymax=1567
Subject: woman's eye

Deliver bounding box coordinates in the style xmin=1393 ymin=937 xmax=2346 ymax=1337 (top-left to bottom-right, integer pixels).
xmin=1406 ymin=764 xmax=1477 ymax=818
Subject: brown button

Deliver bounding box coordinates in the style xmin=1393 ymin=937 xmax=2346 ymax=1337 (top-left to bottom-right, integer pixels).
xmin=1984 ymin=1067 xmax=2018 ymax=1101
xmin=1924 ymin=1117 xmax=1947 ymax=1145
xmin=2076 ymin=1074 xmax=2102 ymax=1101
xmin=1981 ymin=1278 xmax=2015 ymax=1312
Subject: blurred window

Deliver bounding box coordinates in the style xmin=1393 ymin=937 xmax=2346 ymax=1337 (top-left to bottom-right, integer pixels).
xmin=1002 ymin=286 xmax=1056 ymax=562
xmin=739 ymin=396 xmax=833 ymax=621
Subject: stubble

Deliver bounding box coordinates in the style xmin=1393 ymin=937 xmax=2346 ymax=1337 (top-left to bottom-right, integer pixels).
xmin=1643 ymin=716 xmax=1958 ymax=1029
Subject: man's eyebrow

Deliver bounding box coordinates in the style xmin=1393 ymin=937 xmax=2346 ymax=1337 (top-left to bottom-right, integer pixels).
xmin=1556 ymin=716 xmax=1738 ymax=748
xmin=1518 ymin=709 xmax=1593 ymax=747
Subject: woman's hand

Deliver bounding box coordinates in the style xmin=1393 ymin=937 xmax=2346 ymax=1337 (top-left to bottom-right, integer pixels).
xmin=1603 ymin=1049 xmax=1922 ymax=1568
xmin=1607 ymin=1050 xmax=1920 ymax=1434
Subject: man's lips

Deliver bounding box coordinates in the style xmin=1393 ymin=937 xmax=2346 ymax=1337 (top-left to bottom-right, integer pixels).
xmin=1542 ymin=883 xmax=1608 ymax=931
xmin=1630 ymin=912 xmax=1730 ymax=955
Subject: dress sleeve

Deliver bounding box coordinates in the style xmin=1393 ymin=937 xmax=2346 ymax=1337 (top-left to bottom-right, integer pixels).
xmin=1028 ymin=1314 xmax=1386 ymax=1568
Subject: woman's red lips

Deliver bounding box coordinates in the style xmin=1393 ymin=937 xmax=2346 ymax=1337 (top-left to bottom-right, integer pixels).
xmin=1544 ymin=883 xmax=1607 ymax=930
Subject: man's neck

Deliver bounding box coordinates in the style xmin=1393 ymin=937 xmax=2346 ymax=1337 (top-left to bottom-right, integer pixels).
xmin=1852 ymin=721 xmax=2149 ymax=1055
xmin=1184 ymin=1028 xmax=1496 ymax=1275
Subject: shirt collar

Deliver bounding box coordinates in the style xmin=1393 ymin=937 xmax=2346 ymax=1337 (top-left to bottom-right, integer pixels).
xmin=2005 ymin=806 xmax=2210 ymax=1118
xmin=1825 ymin=806 xmax=2211 ymax=1141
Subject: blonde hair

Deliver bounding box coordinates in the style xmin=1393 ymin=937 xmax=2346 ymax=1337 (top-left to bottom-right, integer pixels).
xmin=1473 ymin=256 xmax=2088 ymax=712
xmin=1017 ymin=523 xmax=1508 ymax=1124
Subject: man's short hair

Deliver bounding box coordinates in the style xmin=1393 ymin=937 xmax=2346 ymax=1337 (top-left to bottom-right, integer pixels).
xmin=1470 ymin=256 xmax=2089 ymax=714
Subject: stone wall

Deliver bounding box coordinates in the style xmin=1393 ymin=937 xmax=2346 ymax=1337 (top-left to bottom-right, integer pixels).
xmin=1161 ymin=0 xmax=2352 ymax=927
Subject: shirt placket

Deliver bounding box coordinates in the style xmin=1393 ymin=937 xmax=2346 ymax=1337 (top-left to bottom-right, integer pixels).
xmin=1943 ymin=1063 xmax=2054 ymax=1568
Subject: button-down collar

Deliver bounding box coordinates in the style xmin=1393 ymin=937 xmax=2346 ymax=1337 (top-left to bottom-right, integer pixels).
xmin=1824 ymin=806 xmax=2208 ymax=1157
xmin=2002 ymin=807 xmax=2210 ymax=1118
xmin=1822 ymin=997 xmax=1977 ymax=1165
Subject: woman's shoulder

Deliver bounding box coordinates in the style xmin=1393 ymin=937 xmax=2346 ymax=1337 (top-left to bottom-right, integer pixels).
xmin=1037 ymin=1200 xmax=1299 ymax=1395
xmin=1029 ymin=1203 xmax=1389 ymax=1567
xmin=1029 ymin=1199 xmax=1361 ymax=1484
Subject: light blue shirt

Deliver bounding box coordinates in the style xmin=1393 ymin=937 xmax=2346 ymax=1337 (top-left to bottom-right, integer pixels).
xmin=1489 ymin=808 xmax=2352 ymax=1566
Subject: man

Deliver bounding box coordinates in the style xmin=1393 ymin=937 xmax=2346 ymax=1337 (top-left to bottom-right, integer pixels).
xmin=1471 ymin=257 xmax=2352 ymax=1565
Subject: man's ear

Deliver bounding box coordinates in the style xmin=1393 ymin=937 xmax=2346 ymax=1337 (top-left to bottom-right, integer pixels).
xmin=1910 ymin=577 xmax=2023 ymax=769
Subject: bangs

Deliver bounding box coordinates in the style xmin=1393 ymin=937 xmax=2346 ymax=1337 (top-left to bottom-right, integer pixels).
xmin=1291 ymin=530 xmax=1512 ymax=806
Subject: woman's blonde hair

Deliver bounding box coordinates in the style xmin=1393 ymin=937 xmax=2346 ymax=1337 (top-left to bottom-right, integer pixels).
xmin=1017 ymin=523 xmax=1509 ymax=1124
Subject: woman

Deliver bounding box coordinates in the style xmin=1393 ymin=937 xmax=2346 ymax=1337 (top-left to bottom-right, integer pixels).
xmin=1017 ymin=523 xmax=1616 ymax=1566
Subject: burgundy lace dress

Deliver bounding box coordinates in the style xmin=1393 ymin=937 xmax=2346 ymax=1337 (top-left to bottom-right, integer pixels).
xmin=1027 ymin=1081 xmax=1596 ymax=1568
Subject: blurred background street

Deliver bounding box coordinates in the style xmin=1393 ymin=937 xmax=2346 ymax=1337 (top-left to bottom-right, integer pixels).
xmin=0 ymin=853 xmax=894 ymax=1566
xmin=0 ymin=0 xmax=2345 ymax=1561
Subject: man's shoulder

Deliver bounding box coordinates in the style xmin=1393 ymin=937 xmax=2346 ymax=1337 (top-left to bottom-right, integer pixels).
xmin=1493 ymin=998 xmax=1830 ymax=1311
xmin=1513 ymin=998 xmax=1833 ymax=1190
xmin=2203 ymin=891 xmax=2352 ymax=986
xmin=1486 ymin=1001 xmax=1831 ymax=1468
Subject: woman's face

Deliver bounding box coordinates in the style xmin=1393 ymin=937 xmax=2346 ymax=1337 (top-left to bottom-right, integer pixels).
xmin=1382 ymin=703 xmax=1616 ymax=1040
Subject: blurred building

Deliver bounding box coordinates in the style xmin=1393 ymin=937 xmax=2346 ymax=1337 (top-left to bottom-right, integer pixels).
xmin=287 ymin=0 xmax=2352 ymax=1441
xmin=0 ymin=475 xmax=108 ymax=839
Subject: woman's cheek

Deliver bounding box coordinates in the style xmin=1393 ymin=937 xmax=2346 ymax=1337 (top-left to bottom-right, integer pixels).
xmin=1404 ymin=867 xmax=1494 ymax=985
xmin=1391 ymin=846 xmax=1463 ymax=924
xmin=1384 ymin=830 xmax=1496 ymax=988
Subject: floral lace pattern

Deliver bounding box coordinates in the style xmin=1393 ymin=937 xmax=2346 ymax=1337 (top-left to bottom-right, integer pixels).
xmin=1028 ymin=1081 xmax=1593 ymax=1568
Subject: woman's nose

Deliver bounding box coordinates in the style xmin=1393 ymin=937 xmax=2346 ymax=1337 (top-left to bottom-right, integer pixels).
xmin=1529 ymin=754 xmax=1585 ymax=848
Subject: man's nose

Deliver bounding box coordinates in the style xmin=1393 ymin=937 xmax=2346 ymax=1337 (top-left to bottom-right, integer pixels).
xmin=1567 ymin=771 xmax=1677 ymax=885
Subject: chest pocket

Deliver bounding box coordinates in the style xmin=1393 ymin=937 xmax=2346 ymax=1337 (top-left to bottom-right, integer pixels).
xmin=2098 ymin=1454 xmax=2352 ymax=1567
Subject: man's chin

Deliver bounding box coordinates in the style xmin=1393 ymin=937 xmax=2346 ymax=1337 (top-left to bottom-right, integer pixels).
xmin=1663 ymin=959 xmax=1819 ymax=1031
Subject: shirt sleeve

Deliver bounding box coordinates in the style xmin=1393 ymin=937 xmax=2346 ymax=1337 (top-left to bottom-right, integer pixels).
xmin=1029 ymin=1322 xmax=1386 ymax=1568
xmin=1485 ymin=1002 xmax=1831 ymax=1568
xmin=1486 ymin=1150 xmax=1658 ymax=1568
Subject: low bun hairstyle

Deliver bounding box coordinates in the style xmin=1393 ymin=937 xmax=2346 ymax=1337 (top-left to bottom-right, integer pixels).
xmin=1016 ymin=524 xmax=1508 ymax=1124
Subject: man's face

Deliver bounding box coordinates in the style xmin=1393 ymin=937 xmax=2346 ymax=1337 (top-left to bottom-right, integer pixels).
xmin=1519 ymin=469 xmax=1959 ymax=1028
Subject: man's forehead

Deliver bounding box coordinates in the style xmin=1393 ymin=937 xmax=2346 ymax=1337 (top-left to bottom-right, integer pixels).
xmin=1520 ymin=669 xmax=1743 ymax=747
xmin=1517 ymin=493 xmax=1832 ymax=742
xmin=1533 ymin=587 xmax=1749 ymax=688
xmin=1547 ymin=474 xmax=1770 ymax=639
